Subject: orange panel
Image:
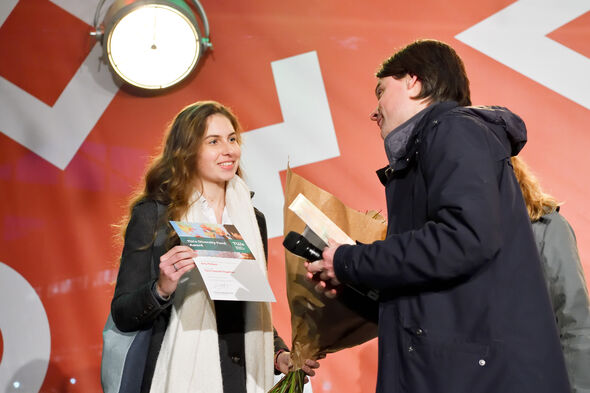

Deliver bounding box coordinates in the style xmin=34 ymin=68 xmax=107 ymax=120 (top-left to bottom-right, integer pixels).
xmin=0 ymin=1 xmax=588 ymax=392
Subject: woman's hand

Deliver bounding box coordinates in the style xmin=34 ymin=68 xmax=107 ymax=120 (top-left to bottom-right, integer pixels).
xmin=156 ymin=245 xmax=197 ymax=298
xmin=275 ymin=351 xmax=321 ymax=383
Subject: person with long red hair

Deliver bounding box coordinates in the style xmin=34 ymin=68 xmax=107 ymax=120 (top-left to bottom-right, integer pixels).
xmin=511 ymin=156 xmax=590 ymax=393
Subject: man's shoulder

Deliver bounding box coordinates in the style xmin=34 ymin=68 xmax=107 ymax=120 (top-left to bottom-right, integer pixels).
xmin=437 ymin=106 xmax=487 ymax=127
xmin=415 ymin=103 xmax=484 ymax=136
xmin=419 ymin=106 xmax=487 ymax=142
xmin=435 ymin=105 xmax=519 ymax=127
xmin=424 ymin=105 xmax=522 ymax=142
xmin=416 ymin=104 xmax=514 ymax=164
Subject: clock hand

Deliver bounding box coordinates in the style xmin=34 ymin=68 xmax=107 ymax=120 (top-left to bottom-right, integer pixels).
xmin=151 ymin=11 xmax=157 ymax=50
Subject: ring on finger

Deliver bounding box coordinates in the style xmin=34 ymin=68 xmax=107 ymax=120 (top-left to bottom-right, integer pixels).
xmin=173 ymin=263 xmax=179 ymax=271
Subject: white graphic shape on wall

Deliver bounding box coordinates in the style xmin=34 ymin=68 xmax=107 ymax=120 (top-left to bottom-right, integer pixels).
xmin=0 ymin=0 xmax=119 ymax=170
xmin=0 ymin=262 xmax=51 ymax=392
xmin=240 ymin=51 xmax=340 ymax=238
xmin=455 ymin=0 xmax=590 ymax=110
xmin=0 ymin=1 xmax=340 ymax=240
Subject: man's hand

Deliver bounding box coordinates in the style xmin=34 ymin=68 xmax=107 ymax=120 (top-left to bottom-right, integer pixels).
xmin=304 ymin=240 xmax=342 ymax=298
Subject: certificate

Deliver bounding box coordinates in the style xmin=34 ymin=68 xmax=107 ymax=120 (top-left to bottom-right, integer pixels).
xmin=170 ymin=221 xmax=276 ymax=302
xmin=288 ymin=193 xmax=355 ymax=245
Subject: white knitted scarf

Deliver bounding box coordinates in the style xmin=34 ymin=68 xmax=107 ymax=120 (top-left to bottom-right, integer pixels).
xmin=149 ymin=176 xmax=274 ymax=393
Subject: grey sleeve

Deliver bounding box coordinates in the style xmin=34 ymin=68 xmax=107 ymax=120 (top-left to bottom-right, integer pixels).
xmin=535 ymin=212 xmax=590 ymax=393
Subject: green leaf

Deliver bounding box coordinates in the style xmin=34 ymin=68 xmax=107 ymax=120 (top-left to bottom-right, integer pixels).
xmin=267 ymin=370 xmax=306 ymax=393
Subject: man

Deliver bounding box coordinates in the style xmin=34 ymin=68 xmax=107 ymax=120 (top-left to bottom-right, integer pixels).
xmin=306 ymin=39 xmax=571 ymax=393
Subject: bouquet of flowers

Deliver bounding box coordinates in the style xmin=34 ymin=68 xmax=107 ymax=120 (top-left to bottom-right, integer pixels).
xmin=268 ymin=168 xmax=387 ymax=393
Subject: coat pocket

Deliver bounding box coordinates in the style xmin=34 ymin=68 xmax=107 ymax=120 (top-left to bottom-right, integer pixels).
xmin=400 ymin=325 xmax=504 ymax=393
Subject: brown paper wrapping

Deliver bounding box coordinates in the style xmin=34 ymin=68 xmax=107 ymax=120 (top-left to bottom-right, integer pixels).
xmin=283 ymin=167 xmax=387 ymax=368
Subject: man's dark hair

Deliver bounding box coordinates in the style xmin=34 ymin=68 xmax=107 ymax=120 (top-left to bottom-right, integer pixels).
xmin=376 ymin=39 xmax=471 ymax=106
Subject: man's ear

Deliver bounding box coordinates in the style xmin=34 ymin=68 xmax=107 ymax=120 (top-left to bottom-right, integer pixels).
xmin=406 ymin=74 xmax=419 ymax=89
xmin=406 ymin=75 xmax=422 ymax=97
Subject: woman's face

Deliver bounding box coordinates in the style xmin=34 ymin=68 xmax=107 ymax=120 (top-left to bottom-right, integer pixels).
xmin=196 ymin=113 xmax=241 ymax=189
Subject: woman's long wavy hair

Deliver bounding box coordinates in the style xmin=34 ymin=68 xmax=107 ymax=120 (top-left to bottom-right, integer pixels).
xmin=119 ymin=101 xmax=243 ymax=243
xmin=511 ymin=156 xmax=560 ymax=222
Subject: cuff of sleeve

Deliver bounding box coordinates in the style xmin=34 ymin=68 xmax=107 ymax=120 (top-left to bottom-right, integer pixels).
xmin=333 ymin=244 xmax=355 ymax=284
xmin=274 ymin=349 xmax=287 ymax=374
xmin=151 ymin=281 xmax=173 ymax=305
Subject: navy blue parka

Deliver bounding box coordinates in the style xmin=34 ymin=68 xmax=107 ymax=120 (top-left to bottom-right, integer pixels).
xmin=334 ymin=102 xmax=571 ymax=393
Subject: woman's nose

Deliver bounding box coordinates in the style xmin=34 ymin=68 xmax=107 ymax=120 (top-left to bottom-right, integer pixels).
xmin=222 ymin=141 xmax=239 ymax=155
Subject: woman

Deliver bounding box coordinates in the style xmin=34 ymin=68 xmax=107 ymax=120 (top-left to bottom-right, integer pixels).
xmin=111 ymin=101 xmax=319 ymax=393
xmin=512 ymin=156 xmax=590 ymax=393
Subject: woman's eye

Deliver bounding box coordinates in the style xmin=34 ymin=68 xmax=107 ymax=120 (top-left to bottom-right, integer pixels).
xmin=229 ymin=136 xmax=237 ymax=142
xmin=208 ymin=139 xmax=217 ymax=145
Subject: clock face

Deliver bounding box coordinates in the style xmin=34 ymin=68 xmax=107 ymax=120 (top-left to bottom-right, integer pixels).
xmin=107 ymin=4 xmax=200 ymax=89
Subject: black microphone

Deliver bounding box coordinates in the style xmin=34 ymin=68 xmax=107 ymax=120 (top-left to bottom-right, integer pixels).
xmin=283 ymin=231 xmax=380 ymax=302
xmin=283 ymin=231 xmax=322 ymax=261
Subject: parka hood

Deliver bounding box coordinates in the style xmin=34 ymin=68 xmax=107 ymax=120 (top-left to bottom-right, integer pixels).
xmin=459 ymin=106 xmax=527 ymax=156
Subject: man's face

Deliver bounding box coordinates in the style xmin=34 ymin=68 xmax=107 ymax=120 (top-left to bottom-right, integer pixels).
xmin=370 ymin=75 xmax=420 ymax=139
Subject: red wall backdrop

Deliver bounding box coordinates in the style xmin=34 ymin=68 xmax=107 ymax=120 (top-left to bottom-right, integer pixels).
xmin=0 ymin=0 xmax=589 ymax=392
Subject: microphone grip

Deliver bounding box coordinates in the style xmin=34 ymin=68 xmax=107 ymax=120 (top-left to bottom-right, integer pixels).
xmin=306 ymin=247 xmax=322 ymax=260
xmin=282 ymin=231 xmax=379 ymax=301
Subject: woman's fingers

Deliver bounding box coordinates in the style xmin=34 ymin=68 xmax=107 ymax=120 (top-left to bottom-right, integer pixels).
xmin=160 ymin=245 xmax=195 ymax=261
xmin=160 ymin=245 xmax=197 ymax=272
xmin=171 ymin=259 xmax=196 ymax=273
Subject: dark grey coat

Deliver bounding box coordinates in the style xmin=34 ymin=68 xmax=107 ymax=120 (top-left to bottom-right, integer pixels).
xmin=334 ymin=102 xmax=571 ymax=393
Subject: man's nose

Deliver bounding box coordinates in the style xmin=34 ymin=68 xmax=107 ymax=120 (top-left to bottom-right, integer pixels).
xmin=369 ymin=108 xmax=379 ymax=121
